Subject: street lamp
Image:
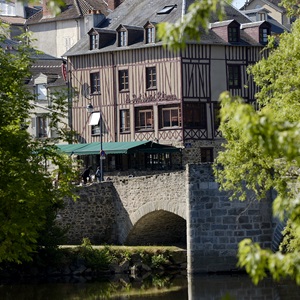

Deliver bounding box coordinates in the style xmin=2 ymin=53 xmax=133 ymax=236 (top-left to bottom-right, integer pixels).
xmin=86 ymin=103 xmax=104 ymax=182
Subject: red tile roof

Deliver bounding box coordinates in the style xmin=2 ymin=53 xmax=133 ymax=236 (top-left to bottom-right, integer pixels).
xmin=26 ymin=0 xmax=108 ymax=24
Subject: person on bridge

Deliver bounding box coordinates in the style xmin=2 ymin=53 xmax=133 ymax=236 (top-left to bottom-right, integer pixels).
xmin=81 ymin=166 xmax=91 ymax=184
xmin=95 ymin=166 xmax=101 ymax=182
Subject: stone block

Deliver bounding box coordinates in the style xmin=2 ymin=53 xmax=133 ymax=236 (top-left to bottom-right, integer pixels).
xmin=211 ymin=209 xmax=227 ymax=217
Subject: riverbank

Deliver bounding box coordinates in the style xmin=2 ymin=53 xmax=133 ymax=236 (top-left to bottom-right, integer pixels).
xmin=0 ymin=242 xmax=187 ymax=284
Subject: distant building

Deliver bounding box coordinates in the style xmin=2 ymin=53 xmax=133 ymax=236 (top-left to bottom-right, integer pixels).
xmin=0 ymin=0 xmax=40 ymax=40
xmin=25 ymin=0 xmax=123 ymax=58
xmin=1 ymin=37 xmax=69 ymax=162
xmin=62 ymin=0 xmax=272 ymax=172
xmin=26 ymin=54 xmax=69 ymax=142
xmin=240 ymin=0 xmax=297 ymax=30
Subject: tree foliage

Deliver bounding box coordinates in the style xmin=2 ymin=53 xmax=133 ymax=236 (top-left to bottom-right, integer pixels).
xmin=214 ymin=20 xmax=300 ymax=284
xmin=0 ymin=30 xmax=77 ymax=264
xmin=156 ymin=0 xmax=300 ymax=284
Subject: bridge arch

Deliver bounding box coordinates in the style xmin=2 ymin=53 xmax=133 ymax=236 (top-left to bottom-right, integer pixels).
xmin=129 ymin=200 xmax=186 ymax=226
xmin=125 ymin=209 xmax=186 ymax=247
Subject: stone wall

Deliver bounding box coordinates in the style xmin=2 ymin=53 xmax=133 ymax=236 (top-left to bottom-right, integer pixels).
xmin=186 ymin=164 xmax=273 ymax=273
xmin=56 ymin=183 xmax=121 ymax=245
xmin=57 ymin=170 xmax=187 ymax=245
xmin=182 ymin=140 xmax=224 ymax=164
xmin=57 ymin=164 xmax=274 ymax=273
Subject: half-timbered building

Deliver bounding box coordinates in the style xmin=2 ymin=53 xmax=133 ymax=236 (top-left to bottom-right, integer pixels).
xmin=64 ymin=0 xmax=270 ymax=174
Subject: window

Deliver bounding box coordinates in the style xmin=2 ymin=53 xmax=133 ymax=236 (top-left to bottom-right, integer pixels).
xmin=157 ymin=4 xmax=177 ymax=15
xmin=160 ymin=106 xmax=181 ymax=128
xmin=135 ymin=107 xmax=153 ymax=130
xmin=201 ymin=148 xmax=214 ymax=162
xmin=120 ymin=109 xmax=130 ymax=132
xmin=90 ymin=72 xmax=100 ymax=94
xmin=213 ymin=103 xmax=221 ymax=130
xmin=92 ymin=123 xmax=101 ymax=135
xmin=90 ymin=34 xmax=99 ymax=50
xmin=89 ymin=112 xmax=102 ymax=135
xmin=228 ymin=26 xmax=239 ymax=42
xmin=146 ymin=66 xmax=156 ymax=89
xmin=118 ymin=30 xmax=127 ymax=47
xmin=37 ymin=116 xmax=47 ymax=138
xmin=228 ymin=65 xmax=241 ymax=88
xmin=258 ymin=12 xmax=266 ymax=21
xmin=36 ymin=84 xmax=47 ymax=100
xmin=183 ymin=102 xmax=207 ymax=129
xmin=146 ymin=153 xmax=171 ymax=170
xmin=119 ymin=70 xmax=129 ymax=91
xmin=260 ymin=28 xmax=268 ymax=44
xmin=146 ymin=27 xmax=155 ymax=44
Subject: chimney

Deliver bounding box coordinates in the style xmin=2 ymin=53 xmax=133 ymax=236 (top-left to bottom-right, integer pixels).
xmin=107 ymin=0 xmax=124 ymax=10
xmin=42 ymin=0 xmax=53 ymax=18
xmin=15 ymin=0 xmax=27 ymax=18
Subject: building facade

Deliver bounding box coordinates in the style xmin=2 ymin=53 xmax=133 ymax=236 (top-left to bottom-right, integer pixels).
xmin=64 ymin=0 xmax=271 ymax=172
xmin=26 ymin=54 xmax=69 ymax=143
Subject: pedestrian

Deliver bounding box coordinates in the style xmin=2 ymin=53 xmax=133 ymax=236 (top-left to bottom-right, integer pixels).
xmin=95 ymin=166 xmax=101 ymax=182
xmin=81 ymin=166 xmax=91 ymax=184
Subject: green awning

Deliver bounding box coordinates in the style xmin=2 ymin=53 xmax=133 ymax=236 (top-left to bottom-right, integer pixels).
xmin=77 ymin=141 xmax=149 ymax=155
xmin=56 ymin=141 xmax=181 ymax=155
xmin=56 ymin=143 xmax=91 ymax=154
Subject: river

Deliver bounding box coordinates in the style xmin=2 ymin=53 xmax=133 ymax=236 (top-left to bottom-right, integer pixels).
xmin=1 ymin=273 xmax=299 ymax=299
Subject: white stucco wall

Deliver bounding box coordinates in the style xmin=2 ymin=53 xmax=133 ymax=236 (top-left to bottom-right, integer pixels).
xmin=27 ymin=18 xmax=85 ymax=57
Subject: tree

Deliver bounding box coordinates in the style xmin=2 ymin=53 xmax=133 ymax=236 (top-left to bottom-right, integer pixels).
xmin=157 ymin=0 xmax=300 ymax=285
xmin=0 ymin=30 xmax=77 ymax=264
xmin=214 ymin=19 xmax=300 ymax=284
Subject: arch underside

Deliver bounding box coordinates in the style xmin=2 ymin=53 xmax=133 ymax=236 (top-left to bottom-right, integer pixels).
xmin=125 ymin=210 xmax=186 ymax=247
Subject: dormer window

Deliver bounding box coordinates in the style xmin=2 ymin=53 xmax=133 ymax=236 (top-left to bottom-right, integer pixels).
xmin=258 ymin=12 xmax=266 ymax=21
xmin=260 ymin=28 xmax=269 ymax=44
xmin=146 ymin=27 xmax=155 ymax=44
xmin=228 ymin=26 xmax=239 ymax=43
xmin=90 ymin=34 xmax=99 ymax=50
xmin=210 ymin=20 xmax=240 ymax=43
xmin=118 ymin=30 xmax=127 ymax=47
xmin=36 ymin=84 xmax=47 ymax=101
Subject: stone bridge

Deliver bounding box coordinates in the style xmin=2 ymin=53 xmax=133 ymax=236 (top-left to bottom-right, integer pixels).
xmin=56 ymin=164 xmax=276 ymax=273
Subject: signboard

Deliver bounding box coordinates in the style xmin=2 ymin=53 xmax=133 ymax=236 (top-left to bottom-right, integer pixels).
xmin=125 ymin=92 xmax=179 ymax=104
xmin=100 ymin=150 xmax=106 ymax=159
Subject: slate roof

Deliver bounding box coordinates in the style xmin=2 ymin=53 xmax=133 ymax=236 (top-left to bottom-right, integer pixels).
xmin=241 ymin=0 xmax=285 ymax=12
xmin=0 ymin=15 xmax=26 ymax=25
xmin=28 ymin=55 xmax=67 ymax=87
xmin=240 ymin=8 xmax=289 ymax=33
xmin=0 ymin=39 xmax=66 ymax=87
xmin=64 ymin=0 xmax=261 ymax=57
xmin=0 ymin=38 xmax=20 ymax=52
xmin=0 ymin=5 xmax=41 ymax=24
xmin=26 ymin=0 xmax=108 ymax=24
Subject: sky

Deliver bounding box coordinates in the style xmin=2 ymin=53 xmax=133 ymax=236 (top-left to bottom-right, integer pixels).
xmin=232 ymin=0 xmax=247 ymax=9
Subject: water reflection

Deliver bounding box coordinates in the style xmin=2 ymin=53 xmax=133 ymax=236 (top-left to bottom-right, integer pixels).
xmin=0 ymin=273 xmax=299 ymax=299
xmin=188 ymin=273 xmax=300 ymax=300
